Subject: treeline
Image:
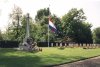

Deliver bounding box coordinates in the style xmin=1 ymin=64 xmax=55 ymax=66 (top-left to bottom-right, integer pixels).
xmin=0 ymin=6 xmax=100 ymax=44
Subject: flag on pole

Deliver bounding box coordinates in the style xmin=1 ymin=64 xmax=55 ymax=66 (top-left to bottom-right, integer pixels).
xmin=49 ymin=18 xmax=57 ymax=33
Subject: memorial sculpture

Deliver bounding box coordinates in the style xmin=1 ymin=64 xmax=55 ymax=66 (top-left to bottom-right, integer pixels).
xmin=19 ymin=13 xmax=42 ymax=52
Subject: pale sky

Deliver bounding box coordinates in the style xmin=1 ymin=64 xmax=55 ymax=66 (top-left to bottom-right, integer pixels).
xmin=0 ymin=0 xmax=100 ymax=32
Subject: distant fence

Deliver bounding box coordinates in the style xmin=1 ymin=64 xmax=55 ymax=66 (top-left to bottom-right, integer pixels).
xmin=37 ymin=42 xmax=69 ymax=47
xmin=37 ymin=42 xmax=100 ymax=47
xmin=0 ymin=41 xmax=19 ymax=48
xmin=0 ymin=41 xmax=99 ymax=48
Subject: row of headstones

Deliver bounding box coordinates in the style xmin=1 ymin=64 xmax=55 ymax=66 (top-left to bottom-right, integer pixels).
xmin=50 ymin=43 xmax=100 ymax=48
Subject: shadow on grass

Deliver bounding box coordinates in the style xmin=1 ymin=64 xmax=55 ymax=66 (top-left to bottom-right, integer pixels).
xmin=0 ymin=48 xmax=17 ymax=53
xmin=0 ymin=56 xmax=40 ymax=67
xmin=58 ymin=47 xmax=65 ymax=50
xmin=0 ymin=48 xmax=40 ymax=54
xmin=0 ymin=48 xmax=42 ymax=67
xmin=0 ymin=56 xmax=42 ymax=67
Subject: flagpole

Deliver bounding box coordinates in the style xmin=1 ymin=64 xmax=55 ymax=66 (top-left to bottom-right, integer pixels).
xmin=48 ymin=4 xmax=50 ymax=47
xmin=48 ymin=21 xmax=49 ymax=47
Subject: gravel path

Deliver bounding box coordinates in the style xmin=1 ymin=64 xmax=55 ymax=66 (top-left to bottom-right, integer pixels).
xmin=53 ymin=56 xmax=100 ymax=67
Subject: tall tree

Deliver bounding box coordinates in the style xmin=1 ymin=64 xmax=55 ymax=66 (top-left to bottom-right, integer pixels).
xmin=7 ymin=5 xmax=23 ymax=41
xmin=9 ymin=5 xmax=22 ymax=27
xmin=7 ymin=14 xmax=34 ymax=41
xmin=62 ymin=8 xmax=93 ymax=44
xmin=35 ymin=8 xmax=50 ymax=23
xmin=35 ymin=8 xmax=62 ymax=42
xmin=0 ymin=30 xmax=3 ymax=40
xmin=93 ymin=27 xmax=100 ymax=44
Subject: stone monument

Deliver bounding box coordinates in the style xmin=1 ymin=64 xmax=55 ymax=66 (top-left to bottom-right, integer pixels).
xmin=19 ymin=13 xmax=42 ymax=52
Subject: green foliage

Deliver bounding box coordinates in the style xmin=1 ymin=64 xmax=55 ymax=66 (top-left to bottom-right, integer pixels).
xmin=93 ymin=27 xmax=100 ymax=44
xmin=5 ymin=6 xmax=34 ymax=42
xmin=35 ymin=8 xmax=50 ymax=22
xmin=5 ymin=7 xmax=93 ymax=43
xmin=35 ymin=8 xmax=61 ymax=42
xmin=9 ymin=5 xmax=22 ymax=27
xmin=5 ymin=6 xmax=23 ymax=41
xmin=62 ymin=8 xmax=93 ymax=43
xmin=0 ymin=30 xmax=3 ymax=40
xmin=17 ymin=15 xmax=34 ymax=42
xmin=31 ymin=23 xmax=47 ymax=42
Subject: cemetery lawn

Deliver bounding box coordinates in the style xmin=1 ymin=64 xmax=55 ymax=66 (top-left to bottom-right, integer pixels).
xmin=0 ymin=47 xmax=100 ymax=67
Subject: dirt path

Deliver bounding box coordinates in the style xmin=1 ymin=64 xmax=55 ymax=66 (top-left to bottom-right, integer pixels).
xmin=53 ymin=56 xmax=100 ymax=67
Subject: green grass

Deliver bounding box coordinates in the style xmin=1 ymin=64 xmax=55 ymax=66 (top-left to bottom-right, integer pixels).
xmin=0 ymin=47 xmax=100 ymax=67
